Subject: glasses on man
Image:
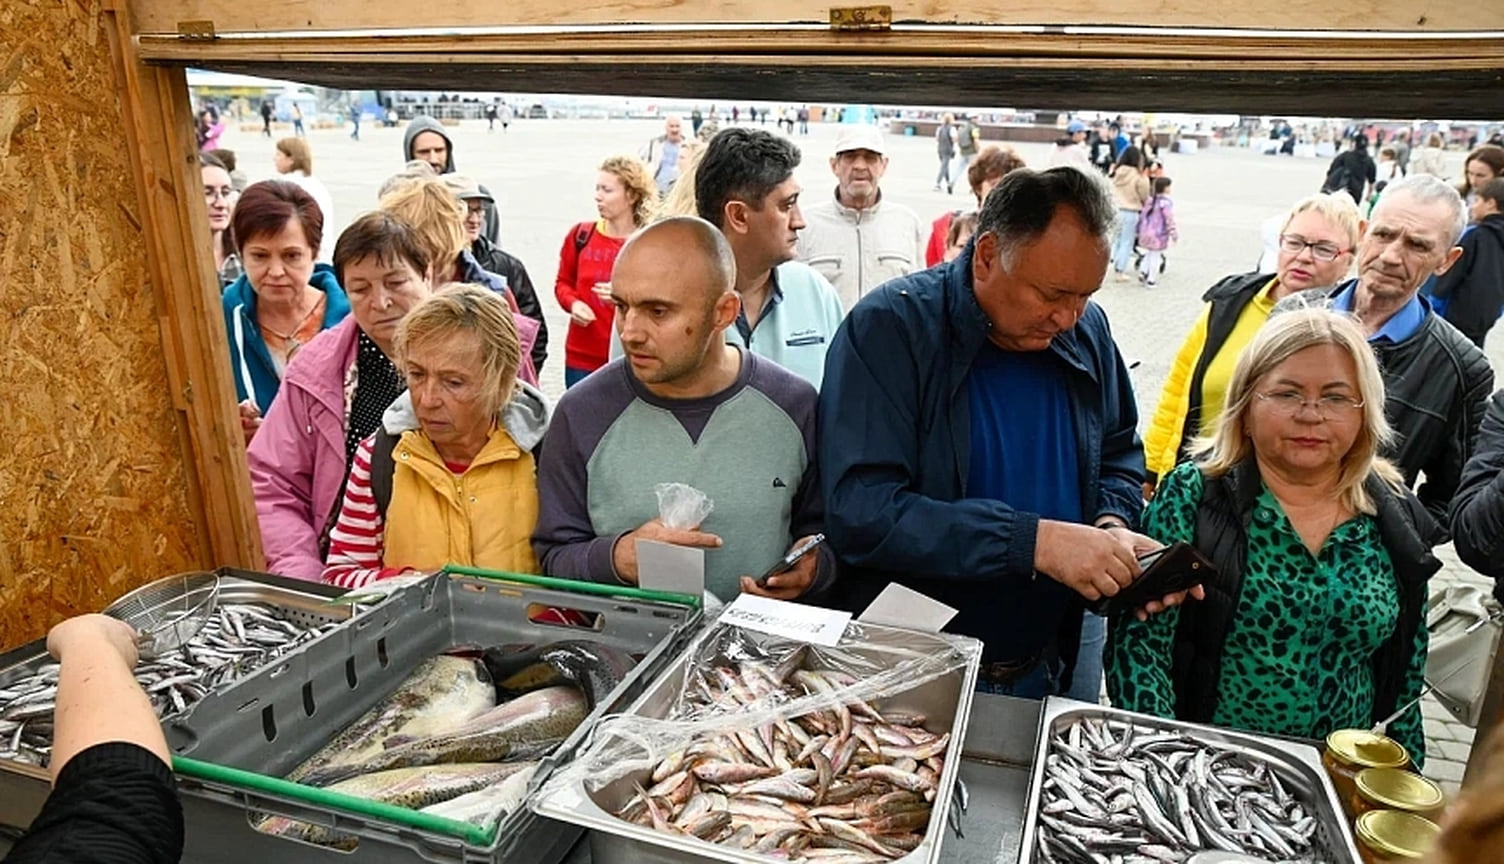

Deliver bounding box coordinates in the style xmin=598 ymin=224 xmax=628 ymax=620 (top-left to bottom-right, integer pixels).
xmin=1256 ymin=389 xmax=1365 ymax=420
xmin=1279 ymin=234 xmax=1351 ymax=262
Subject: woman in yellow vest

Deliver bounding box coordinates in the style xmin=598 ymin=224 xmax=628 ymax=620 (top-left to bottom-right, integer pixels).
xmin=1142 ymin=192 xmax=1362 ymax=496
xmin=323 ymin=284 xmax=549 ymax=588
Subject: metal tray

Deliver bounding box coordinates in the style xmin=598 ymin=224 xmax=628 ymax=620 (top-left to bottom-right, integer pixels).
xmin=0 ymin=569 xmax=355 ymax=832
xmin=533 ymin=619 xmax=983 ymax=864
xmin=172 ymin=571 xmax=701 ymax=864
xmin=1017 ymin=697 xmax=1363 ymax=864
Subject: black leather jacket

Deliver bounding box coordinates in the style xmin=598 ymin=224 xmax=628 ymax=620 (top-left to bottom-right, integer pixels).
xmin=1451 ymin=389 xmax=1504 ymax=603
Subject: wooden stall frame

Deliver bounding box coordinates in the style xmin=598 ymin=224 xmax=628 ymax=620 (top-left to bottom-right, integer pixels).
xmin=103 ymin=0 xmax=264 ymax=573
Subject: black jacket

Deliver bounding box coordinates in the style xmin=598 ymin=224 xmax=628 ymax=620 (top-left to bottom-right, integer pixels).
xmin=1451 ymin=389 xmax=1504 ymax=603
xmin=471 ymin=236 xmax=549 ymax=374
xmin=1168 ymin=271 xmax=1270 ymax=473
xmin=1323 ymin=149 xmax=1377 ymax=204
xmin=1357 ymin=297 xmax=1494 ymax=521
xmin=1168 ymin=459 xmax=1443 ymax=726
xmin=1434 ymin=214 xmax=1504 ymax=347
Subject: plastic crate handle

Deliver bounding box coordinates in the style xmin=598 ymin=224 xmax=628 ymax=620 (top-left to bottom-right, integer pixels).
xmin=172 ymin=755 xmax=493 ymax=847
xmin=442 ymin=565 xmax=701 ymax=609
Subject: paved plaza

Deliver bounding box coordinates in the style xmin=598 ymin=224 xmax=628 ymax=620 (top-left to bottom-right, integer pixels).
xmin=219 ymin=115 xmax=1495 ymax=792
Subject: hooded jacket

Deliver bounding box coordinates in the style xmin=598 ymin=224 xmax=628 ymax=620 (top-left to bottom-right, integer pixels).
xmin=322 ymin=383 xmax=551 ymax=589
xmin=1434 ymin=214 xmax=1504 ymax=346
xmin=1110 ymin=165 xmax=1151 ymax=210
xmin=221 ymin=263 xmax=350 ymax=414
xmin=402 ymin=116 xmax=502 ymax=246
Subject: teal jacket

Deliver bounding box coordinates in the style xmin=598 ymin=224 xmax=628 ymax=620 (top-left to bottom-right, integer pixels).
xmin=221 ymin=264 xmax=350 ymax=414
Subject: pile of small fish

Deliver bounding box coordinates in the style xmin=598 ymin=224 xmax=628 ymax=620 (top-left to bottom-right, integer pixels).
xmin=263 ymin=640 xmax=634 ymax=846
xmin=616 ymin=648 xmax=951 ymax=862
xmin=0 ymin=602 xmax=340 ymax=766
xmin=1036 ymin=718 xmax=1321 ymax=864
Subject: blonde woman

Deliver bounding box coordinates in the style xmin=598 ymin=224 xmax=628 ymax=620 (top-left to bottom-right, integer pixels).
xmin=553 ymin=155 xmax=657 ymax=387
xmin=323 ymin=285 xmax=550 ymax=589
xmin=1143 ymin=192 xmax=1363 ymax=492
xmin=1411 ymin=131 xmax=1448 ymax=177
xmin=1108 ymin=308 xmax=1443 ymax=764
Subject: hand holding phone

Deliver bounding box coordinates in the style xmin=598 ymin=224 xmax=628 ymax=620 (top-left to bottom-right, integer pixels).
xmin=755 ymin=534 xmax=826 ymax=588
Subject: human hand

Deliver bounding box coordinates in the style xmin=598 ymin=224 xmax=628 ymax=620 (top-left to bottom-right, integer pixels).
xmin=741 ymin=535 xmax=820 ymax=601
xmin=612 ymin=518 xmax=723 ymax=584
xmin=1134 ymin=584 xmax=1207 ymax=622
xmin=47 ymin=614 xmax=141 ymax=669
xmin=238 ymin=399 xmax=262 ymax=444
xmin=570 ymin=300 xmax=597 ymax=326
xmin=592 ymin=282 xmax=613 ymax=301
xmin=1141 ymin=481 xmax=1157 ymax=502
xmin=1033 ymin=520 xmax=1140 ymax=601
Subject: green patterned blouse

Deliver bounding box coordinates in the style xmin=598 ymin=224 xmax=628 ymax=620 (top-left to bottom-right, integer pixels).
xmin=1107 ymin=462 xmax=1427 ymax=764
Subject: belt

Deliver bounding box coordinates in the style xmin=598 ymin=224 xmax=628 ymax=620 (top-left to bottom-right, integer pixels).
xmin=979 ymin=656 xmax=1042 ymax=686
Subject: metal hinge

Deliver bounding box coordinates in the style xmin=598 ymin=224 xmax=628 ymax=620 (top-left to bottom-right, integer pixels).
xmin=177 ymin=19 xmax=216 ymax=40
xmin=829 ymin=5 xmax=892 ymax=31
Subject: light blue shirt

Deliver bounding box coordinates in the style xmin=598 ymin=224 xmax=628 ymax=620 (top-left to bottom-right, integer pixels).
xmin=1331 ymin=281 xmax=1428 ymax=344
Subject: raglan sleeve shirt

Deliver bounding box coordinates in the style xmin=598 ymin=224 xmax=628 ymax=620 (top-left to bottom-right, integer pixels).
xmin=321 ymin=436 xmax=403 ymax=589
xmin=531 ymin=393 xmax=624 ymax=584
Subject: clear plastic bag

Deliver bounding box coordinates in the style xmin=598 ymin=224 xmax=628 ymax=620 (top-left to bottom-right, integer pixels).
xmin=655 ymin=482 xmax=714 ymax=530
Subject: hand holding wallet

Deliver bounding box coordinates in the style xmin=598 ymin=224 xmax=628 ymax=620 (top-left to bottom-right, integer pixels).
xmin=1088 ymin=542 xmax=1216 ymax=617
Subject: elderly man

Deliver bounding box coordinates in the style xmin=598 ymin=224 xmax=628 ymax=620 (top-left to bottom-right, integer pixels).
xmin=640 ymin=115 xmax=686 ymax=196
xmin=533 ymin=217 xmax=834 ymax=604
xmin=797 ymin=125 xmax=926 ymax=310
xmin=1329 ymin=174 xmax=1492 ymax=518
xmin=819 ymin=167 xmax=1194 ymax=699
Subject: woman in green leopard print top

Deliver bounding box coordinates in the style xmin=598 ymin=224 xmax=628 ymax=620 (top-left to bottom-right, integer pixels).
xmin=1107 ymin=309 xmax=1436 ymax=763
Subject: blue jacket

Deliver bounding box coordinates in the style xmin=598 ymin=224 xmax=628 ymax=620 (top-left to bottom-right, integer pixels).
xmin=221 ymin=264 xmax=350 ymax=414
xmin=818 ymin=244 xmax=1145 ymax=663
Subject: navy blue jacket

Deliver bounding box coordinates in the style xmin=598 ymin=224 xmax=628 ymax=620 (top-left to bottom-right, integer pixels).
xmin=818 ymin=245 xmax=1145 ymax=664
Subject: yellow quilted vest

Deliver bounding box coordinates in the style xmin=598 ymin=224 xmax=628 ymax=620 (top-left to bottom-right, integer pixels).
xmin=382 ymin=424 xmax=540 ymax=575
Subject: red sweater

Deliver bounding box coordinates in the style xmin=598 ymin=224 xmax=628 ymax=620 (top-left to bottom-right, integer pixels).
xmin=554 ymin=221 xmax=626 ymax=372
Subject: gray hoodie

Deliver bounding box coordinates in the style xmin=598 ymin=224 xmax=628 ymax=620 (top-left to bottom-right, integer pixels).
xmin=381 ymin=380 xmax=551 ymax=452
xmin=401 ymin=116 xmax=502 ymax=246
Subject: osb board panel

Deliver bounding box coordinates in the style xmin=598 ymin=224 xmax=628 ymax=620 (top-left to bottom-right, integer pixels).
xmin=0 ymin=0 xmax=203 ymax=651
xmin=127 ymin=0 xmax=1488 ymax=36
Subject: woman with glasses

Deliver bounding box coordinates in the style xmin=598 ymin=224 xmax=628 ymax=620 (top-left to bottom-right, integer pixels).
xmin=1143 ymin=192 xmax=1362 ymax=495
xmin=201 ymin=153 xmax=241 ymax=289
xmin=1108 ymin=308 xmax=1442 ymax=762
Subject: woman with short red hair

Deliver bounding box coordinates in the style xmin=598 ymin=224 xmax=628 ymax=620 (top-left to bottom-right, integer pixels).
xmin=220 ymin=179 xmax=349 ymax=443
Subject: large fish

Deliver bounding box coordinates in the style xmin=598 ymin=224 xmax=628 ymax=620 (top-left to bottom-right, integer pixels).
xmin=259 ymin=763 xmax=528 ymax=848
xmin=301 ymin=685 xmax=587 ymax=786
xmin=286 ymin=656 xmax=494 ymax=784
xmin=481 ymin=640 xmax=637 ymax=709
xmin=419 ymin=762 xmax=539 ymax=831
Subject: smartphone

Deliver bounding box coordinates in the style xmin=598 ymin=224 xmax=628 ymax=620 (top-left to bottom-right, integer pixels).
xmin=1088 ymin=542 xmax=1216 ymax=617
xmin=756 ymin=534 xmax=826 ymax=587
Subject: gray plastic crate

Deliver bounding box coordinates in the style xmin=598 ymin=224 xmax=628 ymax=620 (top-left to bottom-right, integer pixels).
xmin=171 ymin=571 xmax=701 ymax=864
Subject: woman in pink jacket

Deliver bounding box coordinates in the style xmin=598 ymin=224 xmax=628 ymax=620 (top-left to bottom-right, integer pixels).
xmin=246 ymin=211 xmax=434 ymax=581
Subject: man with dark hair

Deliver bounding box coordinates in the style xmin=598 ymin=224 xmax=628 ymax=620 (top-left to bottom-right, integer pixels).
xmin=1435 ymin=177 xmax=1504 ymax=347
xmin=692 ymin=127 xmax=845 ymax=388
xmin=819 ymin=167 xmax=1193 ymax=700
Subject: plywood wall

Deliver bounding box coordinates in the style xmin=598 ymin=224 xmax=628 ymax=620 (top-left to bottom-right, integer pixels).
xmin=0 ymin=0 xmax=205 ymax=650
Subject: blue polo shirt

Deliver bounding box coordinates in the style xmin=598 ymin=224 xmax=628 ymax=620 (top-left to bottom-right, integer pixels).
xmin=966 ymin=342 xmax=1083 ymax=661
xmin=1331 ymin=282 xmax=1427 ymax=343
xmin=726 ymin=262 xmax=846 ymax=390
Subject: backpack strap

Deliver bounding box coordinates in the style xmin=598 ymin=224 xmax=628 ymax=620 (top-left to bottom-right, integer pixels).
xmin=573 ymin=222 xmax=595 ymax=253
xmin=368 ymin=427 xmax=400 ymax=520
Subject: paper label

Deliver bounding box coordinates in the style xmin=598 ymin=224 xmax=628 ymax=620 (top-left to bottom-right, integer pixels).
xmin=635 ymin=539 xmax=705 ymax=597
xmin=857 ymin=583 xmax=959 ymax=633
xmin=721 ymin=593 xmax=852 ymax=647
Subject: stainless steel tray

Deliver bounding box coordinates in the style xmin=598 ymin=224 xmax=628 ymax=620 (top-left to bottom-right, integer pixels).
xmin=0 ymin=569 xmax=355 ymax=832
xmin=534 ymin=619 xmax=983 ymax=864
xmin=172 ymin=571 xmax=702 ymax=864
xmin=1017 ymin=697 xmax=1363 ymax=864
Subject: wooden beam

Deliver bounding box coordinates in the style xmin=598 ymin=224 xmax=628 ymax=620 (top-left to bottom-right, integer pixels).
xmin=106 ymin=2 xmax=265 ymax=572
xmin=128 ymin=0 xmax=1499 ymax=37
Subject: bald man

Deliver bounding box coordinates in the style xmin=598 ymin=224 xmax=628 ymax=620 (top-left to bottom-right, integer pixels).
xmin=533 ymin=217 xmax=834 ymax=603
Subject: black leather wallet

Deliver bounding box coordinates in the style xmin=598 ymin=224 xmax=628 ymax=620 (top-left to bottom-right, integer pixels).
xmin=1088 ymin=542 xmax=1216 ymax=617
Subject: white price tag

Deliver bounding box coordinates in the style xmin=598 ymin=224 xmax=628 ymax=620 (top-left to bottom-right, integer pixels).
xmin=858 ymin=583 xmax=958 ymax=633
xmin=721 ymin=594 xmax=851 ymax=647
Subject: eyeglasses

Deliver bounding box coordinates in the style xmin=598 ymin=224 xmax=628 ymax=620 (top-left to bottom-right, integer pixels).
xmin=1255 ymin=389 xmax=1365 ymax=419
xmin=1279 ymin=234 xmax=1351 ymax=263
xmin=204 ymin=186 xmax=234 ymax=201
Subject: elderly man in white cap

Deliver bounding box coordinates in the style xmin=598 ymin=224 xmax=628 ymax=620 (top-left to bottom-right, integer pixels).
xmin=797 ymin=125 xmax=926 ymax=310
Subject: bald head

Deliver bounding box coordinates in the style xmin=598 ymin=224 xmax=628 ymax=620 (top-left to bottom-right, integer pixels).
xmin=618 ymin=216 xmax=736 ymax=303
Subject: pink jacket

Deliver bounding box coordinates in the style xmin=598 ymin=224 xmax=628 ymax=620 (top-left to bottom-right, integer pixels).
xmin=247 ymin=317 xmax=361 ymax=582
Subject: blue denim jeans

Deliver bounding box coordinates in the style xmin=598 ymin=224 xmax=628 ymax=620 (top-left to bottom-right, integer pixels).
xmin=1113 ymin=208 xmax=1141 ymax=273
xmin=564 ymin=366 xmax=592 ymax=388
xmin=974 ymin=657 xmax=1062 ymax=700
xmin=1064 ymin=612 xmax=1106 ymax=703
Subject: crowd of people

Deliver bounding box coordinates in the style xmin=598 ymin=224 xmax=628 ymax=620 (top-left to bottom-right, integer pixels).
xmin=20 ymin=108 xmax=1502 ymax=863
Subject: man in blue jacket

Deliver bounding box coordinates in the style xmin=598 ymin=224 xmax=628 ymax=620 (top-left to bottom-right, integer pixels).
xmin=819 ymin=167 xmax=1196 ymax=699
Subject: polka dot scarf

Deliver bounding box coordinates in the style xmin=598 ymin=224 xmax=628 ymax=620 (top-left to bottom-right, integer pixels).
xmin=344 ymin=331 xmax=406 ymax=465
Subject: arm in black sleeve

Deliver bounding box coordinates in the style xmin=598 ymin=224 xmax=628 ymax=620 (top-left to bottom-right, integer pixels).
xmin=4 ymin=743 xmax=183 ymax=864
xmin=1419 ymin=344 xmax=1494 ymax=521
xmin=1451 ymin=390 xmax=1504 ymax=587
xmin=500 ymin=251 xmax=549 ymax=372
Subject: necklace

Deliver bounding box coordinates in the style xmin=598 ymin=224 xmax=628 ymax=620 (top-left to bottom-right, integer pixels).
xmin=261 ymin=292 xmax=323 ymax=341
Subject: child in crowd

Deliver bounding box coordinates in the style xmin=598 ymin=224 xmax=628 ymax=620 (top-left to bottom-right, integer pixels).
xmin=943 ymin=211 xmax=979 ymax=263
xmin=1136 ymin=177 xmax=1177 ymax=286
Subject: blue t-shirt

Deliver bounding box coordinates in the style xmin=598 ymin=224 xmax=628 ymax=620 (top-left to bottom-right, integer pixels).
xmin=966 ymin=343 xmax=1084 ymax=660
xmin=654 ymin=140 xmax=681 ymax=192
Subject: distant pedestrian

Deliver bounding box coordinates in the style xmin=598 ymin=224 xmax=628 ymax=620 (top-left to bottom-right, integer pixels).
xmin=1136 ymin=177 xmax=1178 ymax=286
xmin=260 ymin=100 xmax=273 ymax=137
xmin=1392 ymin=129 xmax=1412 ymax=175
xmin=1048 ymin=120 xmax=1092 ymax=171
xmin=1109 ymin=146 xmax=1152 ymax=280
xmin=274 ymin=137 xmax=336 ymax=262
xmin=486 ymin=101 xmax=499 ymax=132
xmin=1411 ymin=132 xmax=1447 ymax=177
xmin=292 ymin=103 xmax=306 ymax=137
xmin=499 ymin=102 xmax=512 ymax=132
xmin=1322 ymin=133 xmax=1377 ymax=205
xmin=732 ymin=106 xmax=740 ymax=124
xmin=690 ymin=108 xmax=703 ymax=137
xmin=349 ymin=102 xmax=360 ymax=140
xmin=798 ymin=106 xmax=810 ymax=135
xmin=934 ymin=113 xmax=957 ymax=194
xmin=954 ymin=114 xmax=980 ymax=177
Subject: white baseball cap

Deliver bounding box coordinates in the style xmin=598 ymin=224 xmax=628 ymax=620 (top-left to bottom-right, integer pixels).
xmin=833 ymin=125 xmax=886 ymax=157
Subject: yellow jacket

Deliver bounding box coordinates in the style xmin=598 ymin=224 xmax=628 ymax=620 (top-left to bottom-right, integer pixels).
xmin=1144 ymin=308 xmax=1210 ymax=481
